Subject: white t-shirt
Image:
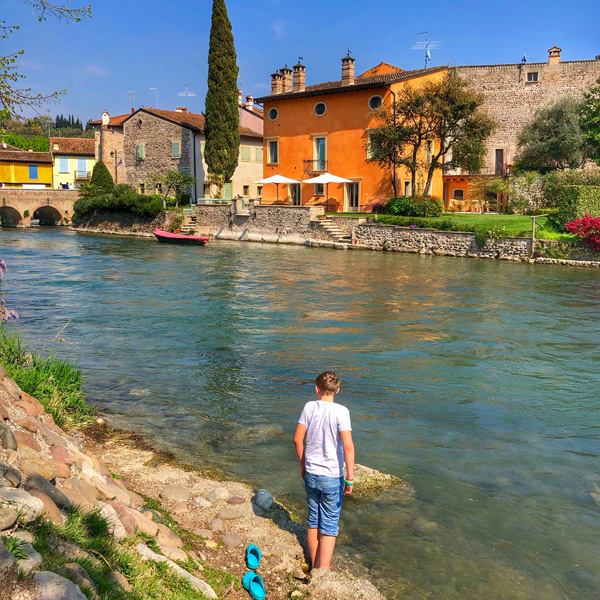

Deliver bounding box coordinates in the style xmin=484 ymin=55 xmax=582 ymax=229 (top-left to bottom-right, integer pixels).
xmin=298 ymin=400 xmax=352 ymax=478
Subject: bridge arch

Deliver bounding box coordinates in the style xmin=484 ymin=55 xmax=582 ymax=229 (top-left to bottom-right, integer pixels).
xmin=0 ymin=206 xmax=23 ymax=227
xmin=33 ymin=206 xmax=63 ymax=226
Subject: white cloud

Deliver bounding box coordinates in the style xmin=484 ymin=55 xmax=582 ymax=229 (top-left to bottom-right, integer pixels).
xmin=273 ymin=19 xmax=286 ymax=39
xmin=78 ymin=64 xmax=110 ymax=77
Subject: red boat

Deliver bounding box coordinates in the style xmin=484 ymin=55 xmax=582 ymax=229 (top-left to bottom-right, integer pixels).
xmin=153 ymin=228 xmax=209 ymax=245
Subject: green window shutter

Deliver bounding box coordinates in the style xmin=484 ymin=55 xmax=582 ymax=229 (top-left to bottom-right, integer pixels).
xmin=241 ymin=146 xmax=251 ymax=161
xmin=172 ymin=142 xmax=180 ymax=158
xmin=201 ymin=141 xmax=206 ymax=156
xmin=136 ymin=144 xmax=145 ymax=160
xmin=255 ymin=147 xmax=263 ymax=163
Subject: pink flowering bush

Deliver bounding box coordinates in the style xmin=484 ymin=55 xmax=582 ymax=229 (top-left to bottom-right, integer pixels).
xmin=564 ymin=214 xmax=600 ymax=252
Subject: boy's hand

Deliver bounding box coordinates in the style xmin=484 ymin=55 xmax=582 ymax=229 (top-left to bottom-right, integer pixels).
xmin=301 ymin=465 xmax=306 ymax=480
xmin=343 ymin=483 xmax=353 ymax=496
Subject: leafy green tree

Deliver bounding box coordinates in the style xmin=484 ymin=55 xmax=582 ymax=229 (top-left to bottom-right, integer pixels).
xmin=581 ymin=76 xmax=600 ymax=166
xmin=1 ymin=2 xmax=91 ymax=117
xmin=369 ymin=71 xmax=495 ymax=197
xmin=89 ymin=161 xmax=115 ymax=193
xmin=147 ymin=171 xmax=196 ymax=208
xmin=516 ymin=96 xmax=588 ymax=172
xmin=204 ymin=0 xmax=240 ymax=188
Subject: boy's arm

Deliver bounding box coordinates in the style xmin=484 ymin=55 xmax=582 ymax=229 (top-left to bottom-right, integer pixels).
xmin=293 ymin=424 xmax=307 ymax=479
xmin=340 ymin=430 xmax=355 ymax=495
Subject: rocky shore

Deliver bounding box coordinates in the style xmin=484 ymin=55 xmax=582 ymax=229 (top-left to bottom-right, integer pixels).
xmin=0 ymin=369 xmax=389 ymax=600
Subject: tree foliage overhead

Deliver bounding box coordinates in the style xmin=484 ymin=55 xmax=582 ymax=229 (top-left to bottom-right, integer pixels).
xmin=204 ymin=0 xmax=240 ymax=183
xmin=581 ymin=76 xmax=600 ymax=166
xmin=516 ymin=96 xmax=588 ymax=172
xmin=368 ymin=71 xmax=495 ymax=197
xmin=1 ymin=2 xmax=91 ymax=118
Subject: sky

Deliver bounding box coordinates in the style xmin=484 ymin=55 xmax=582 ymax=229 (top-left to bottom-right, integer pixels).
xmin=4 ymin=0 xmax=600 ymax=123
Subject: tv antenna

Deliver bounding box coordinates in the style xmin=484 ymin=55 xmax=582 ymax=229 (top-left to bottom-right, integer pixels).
xmin=411 ymin=31 xmax=441 ymax=69
xmin=177 ymin=84 xmax=196 ymax=97
xmin=150 ymin=87 xmax=158 ymax=108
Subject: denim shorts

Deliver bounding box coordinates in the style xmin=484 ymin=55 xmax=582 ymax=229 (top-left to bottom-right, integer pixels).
xmin=304 ymin=472 xmax=344 ymax=536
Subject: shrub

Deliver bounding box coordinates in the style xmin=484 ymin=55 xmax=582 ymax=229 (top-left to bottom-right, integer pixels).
xmin=554 ymin=185 xmax=600 ymax=227
xmin=73 ymin=191 xmax=163 ymax=220
xmin=169 ymin=215 xmax=184 ymax=232
xmin=89 ymin=161 xmax=115 ymax=193
xmin=371 ymin=202 xmax=386 ymax=214
xmin=23 ymin=210 xmax=30 ymax=218
xmin=564 ymin=214 xmax=600 ymax=252
xmin=542 ymin=170 xmax=600 ymax=207
xmin=383 ymin=196 xmax=443 ymax=217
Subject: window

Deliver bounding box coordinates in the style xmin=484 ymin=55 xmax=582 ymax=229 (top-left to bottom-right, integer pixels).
xmin=255 ymin=147 xmax=263 ymax=163
xmin=426 ymin=140 xmax=434 ymax=164
xmin=243 ymin=185 xmax=250 ymax=196
xmin=268 ymin=107 xmax=278 ymax=121
xmin=452 ymin=189 xmax=465 ymax=200
xmin=156 ymin=183 xmax=162 ymax=194
xmin=527 ymin=72 xmax=538 ymax=83
xmin=241 ymin=146 xmax=251 ymax=162
xmin=58 ymin=157 xmax=69 ymax=173
xmin=201 ymin=141 xmax=206 ymax=156
xmin=28 ymin=165 xmax=38 ymax=180
xmin=257 ymin=185 xmax=263 ymax=197
xmin=136 ymin=144 xmax=145 ymax=160
xmin=313 ymin=102 xmax=327 ymax=117
xmin=495 ymin=149 xmax=504 ymax=176
xmin=139 ymin=182 xmax=145 ymax=194
xmin=404 ymin=181 xmax=411 ymax=197
xmin=314 ymin=183 xmax=324 ymax=195
xmin=268 ymin=139 xmax=279 ymax=164
xmin=203 ymin=183 xmax=211 ymax=197
xmin=314 ymin=136 xmax=326 ymax=170
xmin=172 ymin=142 xmax=180 ymax=158
xmin=368 ymin=95 xmax=383 ymax=110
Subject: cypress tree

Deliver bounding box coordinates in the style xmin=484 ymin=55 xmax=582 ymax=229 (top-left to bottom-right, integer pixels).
xmin=90 ymin=161 xmax=115 ymax=193
xmin=204 ymin=0 xmax=240 ymax=184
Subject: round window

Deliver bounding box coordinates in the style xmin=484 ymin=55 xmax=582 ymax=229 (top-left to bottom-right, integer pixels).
xmin=368 ymin=95 xmax=383 ymax=110
xmin=268 ymin=107 xmax=278 ymax=121
xmin=313 ymin=102 xmax=327 ymax=117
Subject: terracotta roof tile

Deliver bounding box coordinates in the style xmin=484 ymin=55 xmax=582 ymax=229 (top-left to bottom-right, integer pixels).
xmin=88 ymin=113 xmax=130 ymax=127
xmin=0 ymin=148 xmax=52 ymax=163
xmin=50 ymin=137 xmax=95 ymax=156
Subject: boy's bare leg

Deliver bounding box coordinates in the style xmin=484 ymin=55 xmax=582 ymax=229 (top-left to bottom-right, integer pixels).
xmin=307 ymin=528 xmax=319 ymax=567
xmin=314 ymin=534 xmax=337 ymax=569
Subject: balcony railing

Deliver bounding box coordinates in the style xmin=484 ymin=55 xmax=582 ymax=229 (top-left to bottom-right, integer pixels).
xmin=74 ymin=171 xmax=91 ymax=180
xmin=303 ymin=159 xmax=327 ymax=173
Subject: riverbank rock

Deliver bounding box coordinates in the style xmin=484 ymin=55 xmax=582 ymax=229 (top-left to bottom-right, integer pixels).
xmin=222 ymin=533 xmax=243 ymax=548
xmin=0 ymin=422 xmax=17 ymax=450
xmin=18 ymin=543 xmax=43 ymax=573
xmin=254 ymin=489 xmax=274 ymax=510
xmin=24 ymin=474 xmax=72 ymax=511
xmin=34 ymin=571 xmax=88 ymax=600
xmin=308 ymin=568 xmax=387 ymax=600
xmin=63 ymin=563 xmax=98 ymax=597
xmin=0 ymin=506 xmax=18 ymax=530
xmin=352 ymin=463 xmax=411 ymax=500
xmin=0 ymin=463 xmax=21 ymax=487
xmin=217 ymin=506 xmax=245 ymax=521
xmin=159 ymin=484 xmax=191 ymax=502
xmin=0 ymin=487 xmax=44 ymax=522
xmin=0 ymin=538 xmax=18 ymax=598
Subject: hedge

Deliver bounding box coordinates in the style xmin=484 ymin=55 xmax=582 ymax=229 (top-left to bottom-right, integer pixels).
xmin=73 ymin=192 xmax=163 ymax=220
xmin=381 ymin=196 xmax=444 ymax=218
xmin=555 ymin=185 xmax=600 ymax=227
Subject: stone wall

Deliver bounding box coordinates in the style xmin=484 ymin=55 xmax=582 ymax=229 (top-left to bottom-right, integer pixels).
xmin=456 ymin=55 xmax=600 ymax=174
xmin=96 ymin=126 xmax=125 ymax=184
xmin=72 ymin=210 xmax=177 ymax=237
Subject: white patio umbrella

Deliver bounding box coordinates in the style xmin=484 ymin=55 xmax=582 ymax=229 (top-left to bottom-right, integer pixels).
xmin=303 ymin=173 xmax=352 ymax=211
xmin=254 ymin=174 xmax=302 ymax=203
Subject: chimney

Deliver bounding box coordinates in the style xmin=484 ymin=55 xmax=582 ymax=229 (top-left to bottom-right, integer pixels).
xmin=548 ymin=46 xmax=562 ymax=65
xmin=271 ymin=70 xmax=283 ymax=95
xmin=101 ymin=110 xmax=110 ymax=126
xmin=245 ymin=95 xmax=254 ymax=111
xmin=131 ymin=107 xmax=135 ymax=113
xmin=281 ymin=65 xmax=292 ymax=92
xmin=53 ymin=143 xmax=59 ymax=151
xmin=342 ymin=52 xmax=355 ymax=85
xmin=238 ymin=89 xmax=243 ymax=105
xmin=27 ymin=147 xmax=33 ymax=152
xmin=293 ymin=59 xmax=306 ymax=91
xmin=175 ymin=106 xmax=187 ymax=112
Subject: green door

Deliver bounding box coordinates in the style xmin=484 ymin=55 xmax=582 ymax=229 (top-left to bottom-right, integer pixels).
xmin=223 ymin=181 xmax=232 ymax=200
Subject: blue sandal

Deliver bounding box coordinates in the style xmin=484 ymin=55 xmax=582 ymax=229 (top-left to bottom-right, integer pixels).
xmin=242 ymin=571 xmax=266 ymax=600
xmin=245 ymin=544 xmax=261 ymax=570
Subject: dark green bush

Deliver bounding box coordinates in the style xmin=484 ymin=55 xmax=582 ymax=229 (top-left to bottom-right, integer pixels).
xmin=383 ymin=196 xmax=443 ymax=217
xmin=554 ymin=185 xmax=600 ymax=228
xmin=89 ymin=161 xmax=115 ymax=193
xmin=542 ymin=170 xmax=600 ymax=207
xmin=73 ymin=191 xmax=163 ymax=221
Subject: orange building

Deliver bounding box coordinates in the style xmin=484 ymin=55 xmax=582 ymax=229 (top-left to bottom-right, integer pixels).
xmin=255 ymin=56 xmax=447 ymax=212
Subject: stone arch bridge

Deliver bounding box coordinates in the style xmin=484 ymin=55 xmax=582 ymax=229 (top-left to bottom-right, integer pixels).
xmin=0 ymin=189 xmax=78 ymax=226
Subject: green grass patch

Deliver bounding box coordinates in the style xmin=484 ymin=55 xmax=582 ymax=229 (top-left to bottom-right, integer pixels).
xmin=0 ymin=329 xmax=96 ymax=429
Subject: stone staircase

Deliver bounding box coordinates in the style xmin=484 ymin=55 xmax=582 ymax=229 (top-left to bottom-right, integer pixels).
xmin=313 ymin=218 xmax=351 ymax=244
xmin=180 ymin=213 xmax=197 ymax=234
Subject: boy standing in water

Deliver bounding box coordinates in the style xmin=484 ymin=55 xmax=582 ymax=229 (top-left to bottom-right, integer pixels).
xmin=293 ymin=371 xmax=355 ymax=570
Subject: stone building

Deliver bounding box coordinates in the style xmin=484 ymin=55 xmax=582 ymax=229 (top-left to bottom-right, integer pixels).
xmin=90 ymin=111 xmax=131 ymax=185
xmin=445 ymin=46 xmax=600 ymax=209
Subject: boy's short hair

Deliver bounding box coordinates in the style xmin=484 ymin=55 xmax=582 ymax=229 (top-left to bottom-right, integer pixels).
xmin=316 ymin=371 xmax=340 ymax=394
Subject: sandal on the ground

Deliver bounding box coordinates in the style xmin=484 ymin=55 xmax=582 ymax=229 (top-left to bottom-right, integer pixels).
xmin=245 ymin=544 xmax=261 ymax=570
xmin=242 ymin=571 xmax=266 ymax=600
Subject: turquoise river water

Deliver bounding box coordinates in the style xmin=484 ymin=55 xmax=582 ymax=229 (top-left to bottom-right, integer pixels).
xmin=1 ymin=228 xmax=599 ymax=600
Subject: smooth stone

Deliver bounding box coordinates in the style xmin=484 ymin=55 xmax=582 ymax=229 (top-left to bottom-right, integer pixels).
xmin=156 ymin=523 xmax=183 ymax=548
xmin=16 ymin=418 xmax=38 ymax=433
xmin=173 ymin=502 xmax=188 ymax=514
xmin=13 ymin=401 xmax=40 ymax=418
xmin=20 ymin=452 xmax=58 ymax=481
xmin=50 ymin=445 xmax=73 ymax=465
xmin=85 ymin=451 xmax=111 ymax=478
xmin=0 ymin=506 xmax=18 ymax=530
xmin=159 ymin=485 xmax=192 ymax=502
xmin=254 ymin=489 xmax=274 ymax=510
xmin=191 ymin=496 xmax=211 ymax=508
xmin=205 ymin=487 xmax=229 ymax=502
xmin=21 ymin=391 xmax=44 ymax=413
xmin=217 ymin=507 xmax=245 ymax=521
xmin=57 ymin=486 xmax=96 ymax=511
xmin=0 ymin=537 xmax=18 ymax=599
xmin=209 ymin=518 xmax=224 ymax=532
xmin=98 ymin=502 xmax=127 ymax=541
xmin=24 ymin=474 xmax=72 ymax=511
xmin=203 ymin=539 xmax=218 ymax=549
xmin=14 ymin=431 xmax=41 ymax=452
xmin=90 ymin=476 xmax=117 ymax=500
xmin=140 ymin=508 xmax=163 ymax=524
xmin=109 ymin=571 xmax=132 ymax=592
xmin=127 ymin=489 xmax=144 ymax=508
xmin=0 ymin=422 xmax=17 ymax=450
xmin=193 ymin=528 xmax=213 ymax=539
xmin=53 ymin=460 xmax=72 ymax=479
xmin=0 ymin=463 xmax=21 ymax=487
xmin=136 ymin=544 xmax=217 ymax=599
xmin=109 ymin=501 xmax=158 ymax=536
xmin=27 ymin=489 xmax=64 ymax=525
xmin=62 ymin=478 xmax=102 ymax=505
xmin=34 ymin=571 xmax=88 ymax=600
xmin=0 ymin=401 xmax=8 ymax=420
xmin=227 ymin=496 xmax=245 ymax=505
xmin=0 ymin=487 xmax=44 ymax=521
xmin=38 ymin=422 xmax=67 ymax=447
xmin=0 ymin=378 xmax=21 ymax=403
xmin=160 ymin=544 xmax=188 ymax=562
xmin=64 ymin=562 xmax=98 ymax=595
xmin=18 ymin=543 xmax=43 ymax=573
xmin=12 ymin=531 xmax=34 ymax=543
xmin=222 ymin=533 xmax=243 ymax=548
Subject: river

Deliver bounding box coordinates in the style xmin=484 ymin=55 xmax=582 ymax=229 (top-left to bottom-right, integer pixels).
xmin=2 ymin=228 xmax=600 ymax=599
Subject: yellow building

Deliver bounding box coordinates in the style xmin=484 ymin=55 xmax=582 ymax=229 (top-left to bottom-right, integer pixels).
xmin=50 ymin=137 xmax=96 ymax=189
xmin=0 ymin=143 xmax=53 ymax=188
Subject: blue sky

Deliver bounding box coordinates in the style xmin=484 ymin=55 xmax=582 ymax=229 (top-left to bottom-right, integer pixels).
xmin=5 ymin=0 xmax=600 ymax=122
